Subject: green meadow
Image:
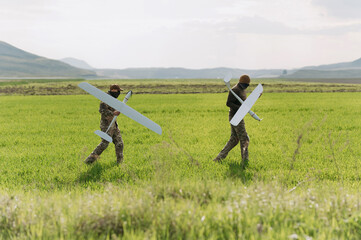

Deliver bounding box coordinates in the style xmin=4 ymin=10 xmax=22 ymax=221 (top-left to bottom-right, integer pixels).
xmin=0 ymin=80 xmax=360 ymax=239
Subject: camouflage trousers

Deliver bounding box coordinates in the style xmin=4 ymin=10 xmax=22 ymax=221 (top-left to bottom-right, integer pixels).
xmin=85 ymin=124 xmax=124 ymax=164
xmin=215 ymin=118 xmax=249 ymax=161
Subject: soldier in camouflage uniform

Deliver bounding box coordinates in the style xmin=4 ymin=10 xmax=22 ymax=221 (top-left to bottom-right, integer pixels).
xmin=213 ymin=75 xmax=251 ymax=167
xmin=84 ymin=84 xmax=124 ymax=164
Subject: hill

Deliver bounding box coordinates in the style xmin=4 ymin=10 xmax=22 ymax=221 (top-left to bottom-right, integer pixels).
xmin=3 ymin=39 xmax=361 ymax=80
xmin=0 ymin=41 xmax=97 ymax=78
xmin=60 ymin=57 xmax=94 ymax=70
xmin=286 ymin=58 xmax=361 ymax=79
xmin=286 ymin=69 xmax=361 ymax=79
xmin=302 ymin=57 xmax=361 ymax=70
xmin=95 ymin=67 xmax=283 ymax=79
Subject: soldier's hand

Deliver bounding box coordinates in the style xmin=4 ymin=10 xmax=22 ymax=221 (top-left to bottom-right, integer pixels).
xmin=114 ymin=111 xmax=120 ymax=116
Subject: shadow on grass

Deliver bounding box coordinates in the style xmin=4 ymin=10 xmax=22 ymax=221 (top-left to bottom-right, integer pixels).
xmin=77 ymin=162 xmax=117 ymax=183
xmin=226 ymin=162 xmax=254 ymax=184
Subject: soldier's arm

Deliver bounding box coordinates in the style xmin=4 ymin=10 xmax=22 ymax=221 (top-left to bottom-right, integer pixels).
xmin=240 ymin=90 xmax=247 ymax=102
xmin=226 ymin=91 xmax=241 ymax=111
xmin=99 ymin=102 xmax=114 ymax=117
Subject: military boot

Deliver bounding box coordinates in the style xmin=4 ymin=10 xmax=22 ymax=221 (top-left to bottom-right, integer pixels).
xmin=116 ymin=154 xmax=124 ymax=165
xmin=213 ymin=156 xmax=223 ymax=163
xmin=84 ymin=154 xmax=99 ymax=164
xmin=241 ymin=158 xmax=249 ymax=169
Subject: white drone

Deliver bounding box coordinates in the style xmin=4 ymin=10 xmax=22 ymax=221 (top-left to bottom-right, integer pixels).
xmin=223 ymin=73 xmax=263 ymax=125
xmin=78 ymin=82 xmax=162 ymax=142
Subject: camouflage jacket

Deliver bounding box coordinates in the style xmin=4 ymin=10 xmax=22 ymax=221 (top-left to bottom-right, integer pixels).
xmin=226 ymin=83 xmax=247 ymax=117
xmin=99 ymin=101 xmax=118 ymax=128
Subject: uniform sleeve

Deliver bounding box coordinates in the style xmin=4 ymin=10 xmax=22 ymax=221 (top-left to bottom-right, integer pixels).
xmin=239 ymin=90 xmax=247 ymax=102
xmin=99 ymin=102 xmax=113 ymax=117
xmin=226 ymin=91 xmax=241 ymax=111
xmin=226 ymin=88 xmax=247 ymax=111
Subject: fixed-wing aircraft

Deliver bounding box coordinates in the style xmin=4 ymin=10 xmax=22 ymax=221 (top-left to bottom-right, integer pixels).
xmin=92 ymin=90 xmax=132 ymax=142
xmin=223 ymin=73 xmax=263 ymax=126
xmin=78 ymin=82 xmax=162 ymax=142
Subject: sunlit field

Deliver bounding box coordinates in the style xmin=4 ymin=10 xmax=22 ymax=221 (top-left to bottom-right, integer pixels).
xmin=0 ymin=82 xmax=360 ymax=239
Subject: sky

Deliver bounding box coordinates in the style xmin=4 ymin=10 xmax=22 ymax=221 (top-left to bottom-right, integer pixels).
xmin=1 ymin=0 xmax=361 ymax=69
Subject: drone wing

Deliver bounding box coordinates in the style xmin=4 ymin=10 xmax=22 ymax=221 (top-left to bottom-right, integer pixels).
xmin=230 ymin=84 xmax=263 ymax=126
xmin=78 ymin=82 xmax=162 ymax=135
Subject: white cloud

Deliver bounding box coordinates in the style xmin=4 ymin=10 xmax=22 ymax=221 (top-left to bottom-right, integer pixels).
xmin=1 ymin=0 xmax=361 ymax=69
xmin=312 ymin=0 xmax=361 ymax=19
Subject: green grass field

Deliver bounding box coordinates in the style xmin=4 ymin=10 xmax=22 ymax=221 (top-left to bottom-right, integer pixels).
xmin=0 ymin=82 xmax=361 ymax=239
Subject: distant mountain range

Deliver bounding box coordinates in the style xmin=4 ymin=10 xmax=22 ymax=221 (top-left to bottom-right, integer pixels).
xmin=60 ymin=57 xmax=95 ymax=70
xmin=58 ymin=58 xmax=284 ymax=79
xmin=286 ymin=69 xmax=361 ymax=79
xmin=94 ymin=67 xmax=283 ymax=79
xmin=0 ymin=41 xmax=96 ymax=78
xmin=303 ymin=57 xmax=361 ymax=70
xmin=286 ymin=58 xmax=361 ymax=79
xmin=1 ymin=40 xmax=361 ymax=80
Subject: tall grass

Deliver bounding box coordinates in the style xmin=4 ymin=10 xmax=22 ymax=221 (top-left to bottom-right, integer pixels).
xmin=1 ymin=182 xmax=360 ymax=239
xmin=0 ymin=91 xmax=360 ymax=238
